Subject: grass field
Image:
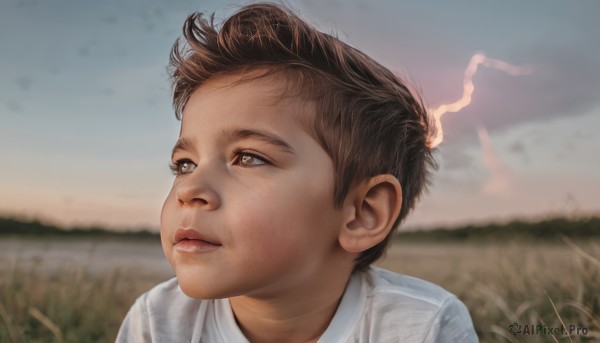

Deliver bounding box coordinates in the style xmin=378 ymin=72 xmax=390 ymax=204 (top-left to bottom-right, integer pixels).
xmin=1 ymin=237 xmax=598 ymax=342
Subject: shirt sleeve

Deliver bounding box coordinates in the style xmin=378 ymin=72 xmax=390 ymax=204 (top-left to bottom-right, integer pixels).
xmin=116 ymin=294 xmax=152 ymax=343
xmin=422 ymin=295 xmax=479 ymax=343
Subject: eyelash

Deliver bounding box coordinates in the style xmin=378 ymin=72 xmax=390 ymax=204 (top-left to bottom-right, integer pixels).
xmin=168 ymin=160 xmax=191 ymax=176
xmin=168 ymin=149 xmax=269 ymax=176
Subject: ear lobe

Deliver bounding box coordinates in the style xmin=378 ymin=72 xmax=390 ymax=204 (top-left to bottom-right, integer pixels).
xmin=339 ymin=175 xmax=402 ymax=253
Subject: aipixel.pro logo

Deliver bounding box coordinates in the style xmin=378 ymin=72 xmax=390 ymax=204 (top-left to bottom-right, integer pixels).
xmin=509 ymin=322 xmax=588 ymax=336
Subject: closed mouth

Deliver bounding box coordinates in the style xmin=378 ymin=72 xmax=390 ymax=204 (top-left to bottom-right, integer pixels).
xmin=174 ymin=228 xmax=221 ymax=246
xmin=176 ymin=238 xmax=221 ymax=246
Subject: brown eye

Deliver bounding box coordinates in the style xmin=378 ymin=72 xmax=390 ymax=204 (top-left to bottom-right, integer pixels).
xmin=169 ymin=159 xmax=196 ymax=175
xmin=179 ymin=161 xmax=196 ymax=173
xmin=237 ymin=152 xmax=267 ymax=167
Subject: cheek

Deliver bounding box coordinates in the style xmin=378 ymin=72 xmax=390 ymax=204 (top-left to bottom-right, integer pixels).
xmin=160 ymin=190 xmax=176 ymax=227
xmin=229 ymin=174 xmax=336 ymax=256
xmin=160 ymin=191 xmax=177 ymax=260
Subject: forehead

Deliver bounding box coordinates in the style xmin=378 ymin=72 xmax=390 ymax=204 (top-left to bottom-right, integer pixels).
xmin=180 ymin=71 xmax=315 ymax=136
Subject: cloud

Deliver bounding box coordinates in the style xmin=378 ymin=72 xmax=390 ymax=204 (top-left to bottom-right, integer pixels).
xmin=424 ymin=38 xmax=599 ymax=177
xmin=433 ymin=41 xmax=600 ymax=142
xmin=508 ymin=141 xmax=525 ymax=154
xmin=438 ymin=144 xmax=474 ymax=170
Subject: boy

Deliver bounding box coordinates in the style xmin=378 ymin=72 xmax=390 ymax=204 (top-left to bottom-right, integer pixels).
xmin=117 ymin=2 xmax=477 ymax=342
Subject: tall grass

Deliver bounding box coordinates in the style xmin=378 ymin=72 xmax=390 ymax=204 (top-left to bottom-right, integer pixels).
xmin=0 ymin=259 xmax=139 ymax=342
xmin=460 ymin=238 xmax=600 ymax=342
xmin=1 ymin=238 xmax=599 ymax=342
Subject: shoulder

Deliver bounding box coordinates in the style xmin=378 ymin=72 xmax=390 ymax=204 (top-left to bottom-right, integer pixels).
xmin=359 ymin=267 xmax=477 ymax=342
xmin=367 ymin=267 xmax=455 ymax=307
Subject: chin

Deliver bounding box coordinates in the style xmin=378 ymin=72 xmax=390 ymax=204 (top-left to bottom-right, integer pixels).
xmin=176 ymin=272 xmax=229 ymax=300
xmin=177 ymin=278 xmax=217 ymax=299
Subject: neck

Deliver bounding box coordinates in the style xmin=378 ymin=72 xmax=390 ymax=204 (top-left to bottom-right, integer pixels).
xmin=229 ymin=262 xmax=355 ymax=343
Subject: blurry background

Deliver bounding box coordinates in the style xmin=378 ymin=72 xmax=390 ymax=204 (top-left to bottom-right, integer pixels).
xmin=1 ymin=0 xmax=598 ymax=231
xmin=1 ymin=1 xmax=599 ymax=342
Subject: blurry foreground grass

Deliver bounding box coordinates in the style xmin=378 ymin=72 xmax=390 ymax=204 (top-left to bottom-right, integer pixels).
xmin=0 ymin=261 xmax=145 ymax=342
xmin=1 ymin=237 xmax=599 ymax=342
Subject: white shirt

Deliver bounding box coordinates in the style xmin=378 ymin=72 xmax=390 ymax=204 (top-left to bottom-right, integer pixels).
xmin=116 ymin=267 xmax=478 ymax=342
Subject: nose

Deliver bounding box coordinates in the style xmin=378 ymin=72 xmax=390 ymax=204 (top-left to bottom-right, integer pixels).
xmin=175 ymin=166 xmax=221 ymax=210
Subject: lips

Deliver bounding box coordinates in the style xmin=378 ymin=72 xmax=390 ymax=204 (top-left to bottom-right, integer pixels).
xmin=173 ymin=228 xmax=222 ymax=254
xmin=174 ymin=228 xmax=221 ymax=246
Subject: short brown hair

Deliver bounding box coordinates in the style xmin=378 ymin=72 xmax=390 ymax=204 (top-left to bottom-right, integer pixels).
xmin=168 ymin=2 xmax=438 ymax=272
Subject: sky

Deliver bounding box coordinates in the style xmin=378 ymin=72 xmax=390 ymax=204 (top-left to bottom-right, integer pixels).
xmin=1 ymin=0 xmax=599 ymax=231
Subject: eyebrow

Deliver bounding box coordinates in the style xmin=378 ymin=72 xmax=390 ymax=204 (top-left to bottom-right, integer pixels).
xmin=170 ymin=137 xmax=196 ymax=161
xmin=170 ymin=128 xmax=296 ymax=160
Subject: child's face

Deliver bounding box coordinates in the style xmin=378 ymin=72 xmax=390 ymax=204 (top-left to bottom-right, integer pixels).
xmin=161 ymin=72 xmax=347 ymax=299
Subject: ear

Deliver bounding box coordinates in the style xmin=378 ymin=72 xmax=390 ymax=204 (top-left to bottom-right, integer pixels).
xmin=338 ymin=174 xmax=402 ymax=253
